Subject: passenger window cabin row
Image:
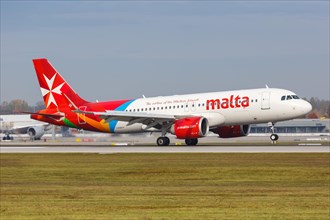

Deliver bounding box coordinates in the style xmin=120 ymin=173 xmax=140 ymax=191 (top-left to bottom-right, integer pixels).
xmin=125 ymin=98 xmax=259 ymax=112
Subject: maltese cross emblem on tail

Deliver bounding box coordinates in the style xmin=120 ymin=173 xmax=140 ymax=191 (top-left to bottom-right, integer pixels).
xmin=40 ymin=73 xmax=65 ymax=108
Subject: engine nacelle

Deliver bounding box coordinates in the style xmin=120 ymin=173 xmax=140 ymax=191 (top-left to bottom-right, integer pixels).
xmin=27 ymin=126 xmax=45 ymax=140
xmin=215 ymin=124 xmax=250 ymax=138
xmin=170 ymin=117 xmax=209 ymax=139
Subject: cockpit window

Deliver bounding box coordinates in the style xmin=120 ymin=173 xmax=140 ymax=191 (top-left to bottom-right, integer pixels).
xmin=281 ymin=95 xmax=300 ymax=101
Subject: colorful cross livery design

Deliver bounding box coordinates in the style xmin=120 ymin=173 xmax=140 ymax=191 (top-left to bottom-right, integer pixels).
xmin=28 ymin=58 xmax=312 ymax=146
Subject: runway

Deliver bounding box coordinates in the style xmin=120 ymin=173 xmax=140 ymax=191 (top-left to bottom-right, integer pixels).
xmin=1 ymin=145 xmax=329 ymax=153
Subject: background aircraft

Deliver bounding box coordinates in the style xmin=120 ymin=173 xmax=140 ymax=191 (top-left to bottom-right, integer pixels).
xmin=0 ymin=114 xmax=50 ymax=140
xmin=28 ymin=59 xmax=312 ymax=146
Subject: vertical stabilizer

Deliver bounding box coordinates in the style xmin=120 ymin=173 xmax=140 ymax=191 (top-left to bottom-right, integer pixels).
xmin=33 ymin=58 xmax=88 ymax=110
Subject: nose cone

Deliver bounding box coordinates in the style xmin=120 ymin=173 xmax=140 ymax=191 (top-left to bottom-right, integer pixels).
xmin=291 ymin=100 xmax=312 ymax=118
xmin=302 ymin=100 xmax=313 ymax=115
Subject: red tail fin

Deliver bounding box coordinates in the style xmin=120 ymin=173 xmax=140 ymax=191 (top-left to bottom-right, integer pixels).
xmin=33 ymin=58 xmax=88 ymax=110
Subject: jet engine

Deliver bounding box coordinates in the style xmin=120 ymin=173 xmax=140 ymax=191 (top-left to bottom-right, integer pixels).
xmin=170 ymin=117 xmax=209 ymax=139
xmin=214 ymin=125 xmax=250 ymax=138
xmin=27 ymin=126 xmax=45 ymax=140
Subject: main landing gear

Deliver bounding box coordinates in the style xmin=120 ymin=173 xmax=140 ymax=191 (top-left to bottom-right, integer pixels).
xmin=156 ymin=123 xmax=199 ymax=146
xmin=157 ymin=137 xmax=170 ymax=146
xmin=269 ymin=122 xmax=279 ymax=141
xmin=185 ymin=138 xmax=198 ymax=146
xmin=157 ymin=137 xmax=199 ymax=146
xmin=2 ymin=134 xmax=13 ymax=141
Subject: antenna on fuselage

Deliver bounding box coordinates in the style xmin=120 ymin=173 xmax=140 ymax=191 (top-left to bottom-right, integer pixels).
xmin=265 ymin=85 xmax=269 ymax=89
xmin=142 ymin=95 xmax=146 ymax=98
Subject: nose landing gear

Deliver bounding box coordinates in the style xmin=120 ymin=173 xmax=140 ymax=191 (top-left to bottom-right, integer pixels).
xmin=269 ymin=122 xmax=279 ymax=141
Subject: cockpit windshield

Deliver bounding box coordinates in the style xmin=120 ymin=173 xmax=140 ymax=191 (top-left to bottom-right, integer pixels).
xmin=281 ymin=95 xmax=300 ymax=101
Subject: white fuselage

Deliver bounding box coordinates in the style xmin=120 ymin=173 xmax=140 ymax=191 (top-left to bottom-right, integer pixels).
xmin=112 ymin=88 xmax=312 ymax=133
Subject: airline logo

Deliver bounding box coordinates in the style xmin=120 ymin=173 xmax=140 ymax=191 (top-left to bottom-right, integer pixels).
xmin=206 ymin=95 xmax=249 ymax=110
xmin=40 ymin=73 xmax=65 ymax=107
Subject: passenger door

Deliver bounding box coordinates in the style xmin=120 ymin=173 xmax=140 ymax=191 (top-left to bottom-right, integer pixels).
xmin=261 ymin=92 xmax=271 ymax=110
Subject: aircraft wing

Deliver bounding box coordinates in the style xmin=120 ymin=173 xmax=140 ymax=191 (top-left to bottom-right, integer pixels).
xmin=0 ymin=121 xmax=50 ymax=139
xmin=75 ymin=110 xmax=189 ymax=129
xmin=1 ymin=123 xmax=50 ymax=133
xmin=2 ymin=125 xmax=31 ymax=135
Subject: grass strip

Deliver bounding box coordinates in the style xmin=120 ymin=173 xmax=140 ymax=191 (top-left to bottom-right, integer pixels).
xmin=1 ymin=153 xmax=329 ymax=219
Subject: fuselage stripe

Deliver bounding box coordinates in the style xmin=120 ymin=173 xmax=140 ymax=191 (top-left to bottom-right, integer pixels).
xmin=109 ymin=99 xmax=135 ymax=133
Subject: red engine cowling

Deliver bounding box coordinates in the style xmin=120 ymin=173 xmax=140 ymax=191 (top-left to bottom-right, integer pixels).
xmin=215 ymin=125 xmax=250 ymax=138
xmin=170 ymin=117 xmax=209 ymax=139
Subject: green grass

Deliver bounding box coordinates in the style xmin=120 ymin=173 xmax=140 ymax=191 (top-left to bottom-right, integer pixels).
xmin=1 ymin=153 xmax=329 ymax=219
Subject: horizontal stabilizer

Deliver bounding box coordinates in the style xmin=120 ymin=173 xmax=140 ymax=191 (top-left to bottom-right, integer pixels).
xmin=21 ymin=111 xmax=64 ymax=119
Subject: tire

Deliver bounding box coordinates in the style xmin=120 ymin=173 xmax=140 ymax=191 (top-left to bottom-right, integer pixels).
xmin=270 ymin=134 xmax=279 ymax=141
xmin=157 ymin=137 xmax=164 ymax=146
xmin=157 ymin=137 xmax=170 ymax=146
xmin=191 ymin=138 xmax=198 ymax=146
xmin=2 ymin=135 xmax=12 ymax=141
xmin=164 ymin=137 xmax=170 ymax=146
xmin=185 ymin=138 xmax=198 ymax=146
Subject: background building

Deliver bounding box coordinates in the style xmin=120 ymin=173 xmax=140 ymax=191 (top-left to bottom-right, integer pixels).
xmin=250 ymin=119 xmax=330 ymax=134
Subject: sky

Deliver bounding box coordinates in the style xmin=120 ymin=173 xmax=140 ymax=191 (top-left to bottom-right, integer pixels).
xmin=1 ymin=1 xmax=329 ymax=105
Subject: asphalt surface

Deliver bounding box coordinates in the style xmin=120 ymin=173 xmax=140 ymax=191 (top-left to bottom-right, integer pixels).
xmin=1 ymin=145 xmax=329 ymax=153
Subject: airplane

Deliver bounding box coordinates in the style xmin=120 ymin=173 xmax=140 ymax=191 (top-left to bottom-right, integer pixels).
xmin=27 ymin=58 xmax=312 ymax=146
xmin=0 ymin=114 xmax=50 ymax=140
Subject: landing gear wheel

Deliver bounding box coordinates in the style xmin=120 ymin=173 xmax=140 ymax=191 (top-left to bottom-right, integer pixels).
xmin=270 ymin=134 xmax=279 ymax=141
xmin=157 ymin=137 xmax=170 ymax=146
xmin=164 ymin=137 xmax=170 ymax=146
xmin=3 ymin=135 xmax=13 ymax=141
xmin=185 ymin=138 xmax=198 ymax=146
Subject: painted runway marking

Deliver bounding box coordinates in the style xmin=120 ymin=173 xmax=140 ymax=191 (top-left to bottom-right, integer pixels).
xmin=1 ymin=147 xmax=46 ymax=149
